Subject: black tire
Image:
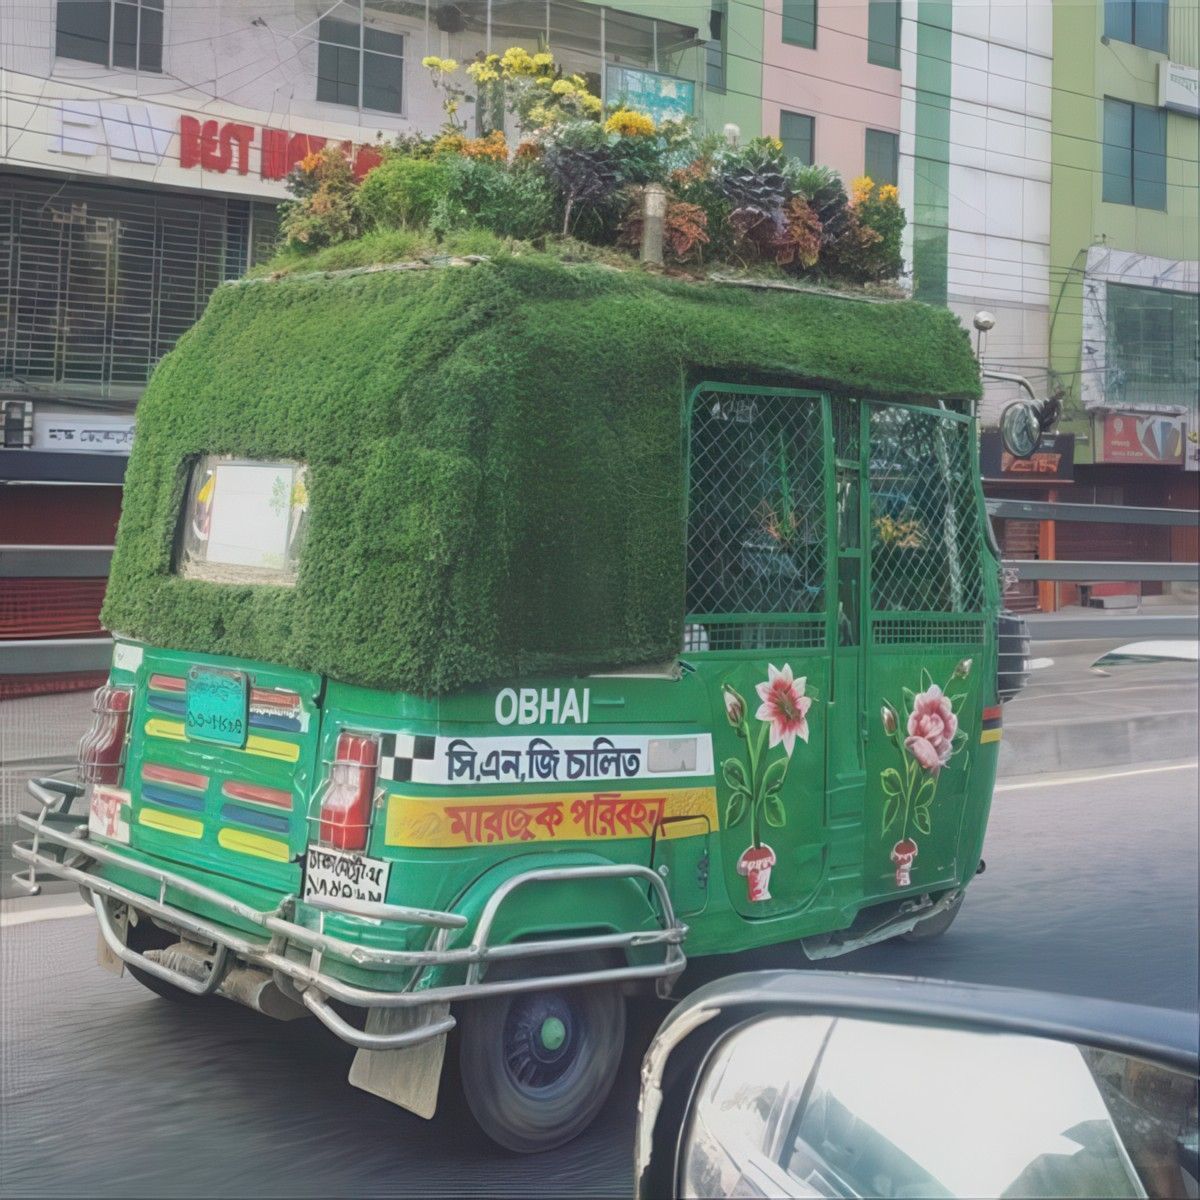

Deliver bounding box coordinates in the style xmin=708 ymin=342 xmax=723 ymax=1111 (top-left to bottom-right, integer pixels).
xmin=124 ymin=915 xmax=209 ymax=1003
xmin=456 ymin=953 xmax=626 ymax=1153
xmin=900 ymin=891 xmax=964 ymax=942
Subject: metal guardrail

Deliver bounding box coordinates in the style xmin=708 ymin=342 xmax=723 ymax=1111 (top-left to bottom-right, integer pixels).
xmin=987 ymin=500 xmax=1198 ymax=528
xmin=1025 ymin=614 xmax=1199 ymax=640
xmin=0 ymin=637 xmax=113 ymax=674
xmin=1005 ymin=560 xmax=1200 ymax=583
xmin=0 ymin=544 xmax=114 ymax=577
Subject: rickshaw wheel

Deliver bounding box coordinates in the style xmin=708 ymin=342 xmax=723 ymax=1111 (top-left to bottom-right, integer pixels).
xmin=125 ymin=916 xmax=209 ymax=1003
xmin=900 ymin=891 xmax=964 ymax=942
xmin=457 ymin=953 xmax=626 ymax=1153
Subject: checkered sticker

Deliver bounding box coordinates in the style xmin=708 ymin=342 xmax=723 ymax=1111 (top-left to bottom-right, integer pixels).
xmin=378 ymin=733 xmax=437 ymax=783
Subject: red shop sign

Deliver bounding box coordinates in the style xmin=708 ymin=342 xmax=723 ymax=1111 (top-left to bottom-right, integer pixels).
xmin=1098 ymin=413 xmax=1186 ymax=466
xmin=179 ymin=116 xmax=382 ymax=181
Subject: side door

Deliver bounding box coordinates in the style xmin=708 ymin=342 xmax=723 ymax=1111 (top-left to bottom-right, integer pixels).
xmin=684 ymin=383 xmax=833 ymax=921
xmin=860 ymin=402 xmax=990 ymax=899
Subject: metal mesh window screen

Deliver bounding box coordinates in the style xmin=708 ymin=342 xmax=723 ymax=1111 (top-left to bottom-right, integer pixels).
xmin=832 ymin=397 xmax=860 ymax=461
xmin=868 ymin=406 xmax=985 ymax=613
xmin=0 ymin=174 xmax=279 ymax=395
xmin=686 ymin=387 xmax=827 ymax=622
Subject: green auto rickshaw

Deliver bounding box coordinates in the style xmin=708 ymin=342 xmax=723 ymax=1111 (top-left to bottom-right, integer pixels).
xmin=15 ymin=255 xmax=1028 ymax=1152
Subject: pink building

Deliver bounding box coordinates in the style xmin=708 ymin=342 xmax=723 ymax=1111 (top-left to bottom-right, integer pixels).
xmin=762 ymin=0 xmax=902 ymax=187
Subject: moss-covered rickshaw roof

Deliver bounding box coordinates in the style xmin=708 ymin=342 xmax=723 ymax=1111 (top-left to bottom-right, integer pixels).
xmin=102 ymin=253 xmax=981 ymax=694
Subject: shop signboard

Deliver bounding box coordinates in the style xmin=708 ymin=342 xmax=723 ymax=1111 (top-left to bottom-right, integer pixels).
xmin=980 ymin=431 xmax=1074 ymax=482
xmin=32 ymin=414 xmax=135 ymax=455
xmin=1096 ymin=414 xmax=1186 ymax=467
xmin=604 ymin=65 xmax=695 ymax=124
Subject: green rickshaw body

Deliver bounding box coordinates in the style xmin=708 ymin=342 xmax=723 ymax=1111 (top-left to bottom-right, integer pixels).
xmin=15 ymin=256 xmax=1007 ymax=1141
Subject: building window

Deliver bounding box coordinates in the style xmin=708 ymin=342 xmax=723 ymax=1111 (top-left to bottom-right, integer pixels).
xmin=782 ymin=0 xmax=816 ymax=48
xmin=56 ymin=0 xmax=163 ymax=72
xmin=867 ymin=0 xmax=900 ymax=68
xmin=706 ymin=1 xmax=727 ymax=92
xmin=1104 ymin=0 xmax=1168 ymax=52
xmin=865 ymin=128 xmax=899 ymax=186
xmin=317 ymin=16 xmax=404 ymax=114
xmin=780 ymin=111 xmax=814 ymax=164
xmin=1107 ymin=283 xmax=1199 ymax=408
xmin=1103 ymin=98 xmax=1166 ymax=210
xmin=0 ymin=173 xmax=278 ymax=394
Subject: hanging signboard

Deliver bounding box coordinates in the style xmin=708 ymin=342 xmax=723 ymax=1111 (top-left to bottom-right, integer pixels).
xmin=980 ymin=431 xmax=1075 ymax=482
xmin=1159 ymin=61 xmax=1200 ymax=117
xmin=605 ymin=65 xmax=695 ymax=124
xmin=1096 ymin=413 xmax=1186 ymax=466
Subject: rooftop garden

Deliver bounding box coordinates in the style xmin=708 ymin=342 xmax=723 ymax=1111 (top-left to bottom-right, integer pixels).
xmin=257 ymin=45 xmax=906 ymax=291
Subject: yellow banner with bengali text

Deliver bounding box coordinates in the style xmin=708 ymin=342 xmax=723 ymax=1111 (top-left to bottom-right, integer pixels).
xmin=384 ymin=787 xmax=719 ymax=849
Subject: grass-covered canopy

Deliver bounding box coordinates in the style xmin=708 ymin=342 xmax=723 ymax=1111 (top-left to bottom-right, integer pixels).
xmin=102 ymin=255 xmax=980 ymax=694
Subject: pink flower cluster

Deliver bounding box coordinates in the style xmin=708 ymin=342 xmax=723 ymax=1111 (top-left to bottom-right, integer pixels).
xmin=905 ymin=684 xmax=957 ymax=774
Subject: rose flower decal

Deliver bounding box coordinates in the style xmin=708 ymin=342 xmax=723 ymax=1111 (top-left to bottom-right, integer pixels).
xmin=880 ymin=660 xmax=972 ymax=887
xmin=721 ymin=665 xmax=816 ymax=903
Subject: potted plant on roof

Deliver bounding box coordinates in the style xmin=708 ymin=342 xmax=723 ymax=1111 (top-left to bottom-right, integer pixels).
xmin=721 ymin=665 xmax=815 ymax=902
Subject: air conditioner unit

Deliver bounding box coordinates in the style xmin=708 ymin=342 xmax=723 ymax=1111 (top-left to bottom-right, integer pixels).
xmin=2 ymin=399 xmax=33 ymax=449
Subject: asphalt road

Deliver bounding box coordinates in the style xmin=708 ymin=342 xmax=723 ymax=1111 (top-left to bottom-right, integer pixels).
xmin=2 ymin=757 xmax=1196 ymax=1198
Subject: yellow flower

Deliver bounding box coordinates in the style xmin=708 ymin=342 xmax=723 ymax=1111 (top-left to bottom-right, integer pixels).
xmin=580 ymin=93 xmax=602 ymax=114
xmin=878 ymin=183 xmax=899 ymax=203
xmin=569 ymin=74 xmax=587 ymax=89
xmin=501 ymin=45 xmax=535 ymax=76
xmin=535 ymin=75 xmax=553 ymax=87
xmin=446 ymin=99 xmax=459 ymax=113
xmin=486 ymin=52 xmax=500 ymax=63
xmin=532 ymin=51 xmax=554 ymax=67
xmin=421 ymin=55 xmax=458 ymax=73
xmin=551 ymin=78 xmax=574 ymax=95
xmin=769 ymin=136 xmax=783 ymax=151
xmin=466 ymin=62 xmax=499 ymax=83
xmin=604 ymin=108 xmax=655 ymax=137
xmin=851 ymin=174 xmax=874 ymax=205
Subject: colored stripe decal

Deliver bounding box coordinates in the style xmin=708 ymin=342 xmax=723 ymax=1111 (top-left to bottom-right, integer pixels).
xmin=222 ymin=781 xmax=293 ymax=810
xmin=139 ymin=808 xmax=204 ymax=839
xmin=148 ymin=693 xmax=299 ymax=733
xmin=220 ymin=803 xmax=290 ymax=835
xmin=142 ymin=763 xmax=208 ymax=792
xmin=980 ymin=728 xmax=1003 ymax=744
xmin=249 ymin=687 xmax=301 ymax=712
xmin=141 ymin=784 xmax=205 ymax=813
xmin=149 ymin=673 xmax=185 ymax=693
xmin=982 ymin=705 xmax=1003 ymax=721
xmin=143 ymin=718 xmax=300 ymax=763
xmin=145 ymin=717 xmax=186 ymax=742
xmin=245 ymin=734 xmax=301 ymax=763
xmin=217 ymin=828 xmax=290 ymax=862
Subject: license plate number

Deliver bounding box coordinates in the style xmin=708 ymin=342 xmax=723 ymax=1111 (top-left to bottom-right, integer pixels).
xmin=303 ymin=847 xmax=391 ymax=906
xmin=185 ymin=666 xmax=248 ymax=747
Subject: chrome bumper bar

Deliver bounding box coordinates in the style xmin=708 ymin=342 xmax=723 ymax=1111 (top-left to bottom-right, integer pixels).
xmin=13 ymin=779 xmax=688 ymax=1051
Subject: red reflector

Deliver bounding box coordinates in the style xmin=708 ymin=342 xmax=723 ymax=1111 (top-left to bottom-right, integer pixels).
xmin=318 ymin=732 xmax=379 ymax=852
xmin=79 ymin=685 xmax=133 ymax=786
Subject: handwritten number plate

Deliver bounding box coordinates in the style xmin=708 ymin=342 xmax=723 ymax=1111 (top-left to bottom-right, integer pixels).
xmin=304 ymin=847 xmax=391 ymax=906
xmin=185 ymin=666 xmax=248 ymax=748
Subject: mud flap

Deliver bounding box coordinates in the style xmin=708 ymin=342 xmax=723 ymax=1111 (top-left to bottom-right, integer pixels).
xmin=96 ymin=903 xmax=128 ymax=977
xmin=348 ymin=1004 xmax=450 ymax=1120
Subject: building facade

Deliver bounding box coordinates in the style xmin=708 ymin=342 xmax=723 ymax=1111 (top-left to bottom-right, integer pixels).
xmin=0 ymin=0 xmax=759 ymax=689
xmin=1040 ymin=0 xmax=1199 ymax=607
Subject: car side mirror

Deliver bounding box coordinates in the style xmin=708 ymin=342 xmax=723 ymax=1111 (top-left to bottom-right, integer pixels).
xmin=637 ymin=974 xmax=1199 ymax=1200
xmin=673 ymin=1016 xmax=1196 ymax=1198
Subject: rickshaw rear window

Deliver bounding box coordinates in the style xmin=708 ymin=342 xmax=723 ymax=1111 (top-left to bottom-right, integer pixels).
xmin=177 ymin=456 xmax=308 ymax=586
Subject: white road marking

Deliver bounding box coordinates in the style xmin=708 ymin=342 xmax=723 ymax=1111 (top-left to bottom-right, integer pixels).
xmin=996 ymin=761 xmax=1198 ymax=793
xmin=0 ymin=901 xmax=92 ymax=928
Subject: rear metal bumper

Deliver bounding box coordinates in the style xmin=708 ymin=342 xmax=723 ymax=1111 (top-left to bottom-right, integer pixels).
xmin=12 ymin=779 xmax=687 ymax=1051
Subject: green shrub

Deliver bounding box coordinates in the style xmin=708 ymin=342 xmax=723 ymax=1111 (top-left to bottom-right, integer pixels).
xmin=357 ymin=153 xmax=452 ymax=229
xmin=435 ymin=157 xmax=556 ymax=240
